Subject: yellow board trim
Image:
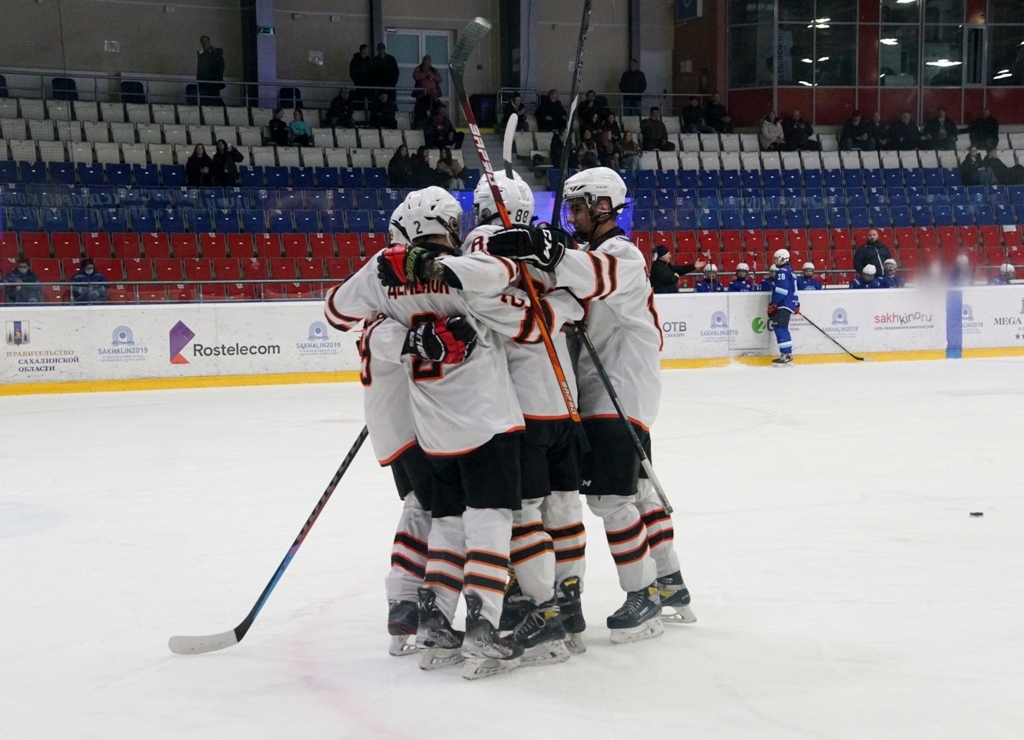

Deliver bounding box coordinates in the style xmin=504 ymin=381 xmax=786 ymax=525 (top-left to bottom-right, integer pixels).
xmin=0 ymin=347 xmax=1018 ymax=396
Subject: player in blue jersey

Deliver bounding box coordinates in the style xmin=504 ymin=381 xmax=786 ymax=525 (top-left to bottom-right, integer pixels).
xmin=989 ymin=263 xmax=1015 ymax=285
xmin=694 ymin=264 xmax=724 ymax=292
xmin=796 ymin=262 xmax=823 ymax=290
xmin=727 ymin=262 xmax=755 ymax=292
xmin=880 ymin=259 xmax=905 ymax=288
xmin=767 ymin=249 xmax=798 ymax=366
xmin=849 ymin=264 xmax=881 ymax=288
xmin=758 ymin=264 xmax=777 ymax=292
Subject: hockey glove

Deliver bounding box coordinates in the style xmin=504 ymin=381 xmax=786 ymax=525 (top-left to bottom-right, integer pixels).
xmin=404 ymin=316 xmax=477 ymax=365
xmin=766 ymin=303 xmax=779 ymax=320
xmin=377 ymin=245 xmax=441 ymax=287
xmin=487 ymin=226 xmax=571 ymax=272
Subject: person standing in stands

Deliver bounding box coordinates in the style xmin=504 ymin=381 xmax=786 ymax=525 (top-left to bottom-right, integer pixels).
xmin=4 ymin=258 xmax=42 ymax=303
xmin=370 ymin=43 xmax=400 ymax=103
xmin=796 ymin=262 xmax=823 ymax=290
xmin=196 ymin=35 xmax=225 ymax=105
xmin=349 ymin=44 xmax=373 ymax=107
xmin=727 ymin=262 xmax=755 ymax=291
xmin=71 ymin=259 xmax=107 ymax=304
xmin=185 ymin=143 xmax=213 ymax=186
xmin=618 ymin=59 xmax=647 ymax=117
xmin=412 ymin=55 xmax=442 ymax=105
xmin=650 ymin=246 xmax=707 ymax=293
xmin=211 ymin=139 xmax=244 ymax=187
xmin=853 ymin=229 xmax=892 ymax=276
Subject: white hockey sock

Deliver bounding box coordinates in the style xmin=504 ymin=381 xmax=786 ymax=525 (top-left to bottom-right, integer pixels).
xmin=463 ymin=506 xmax=513 ymax=629
xmin=385 ymin=492 xmax=431 ymax=602
xmin=587 ymin=494 xmax=657 ymax=592
xmin=636 ymin=479 xmax=681 ymax=579
xmin=511 ymin=497 xmax=555 ymax=605
xmin=422 ymin=515 xmax=465 ymax=623
xmin=541 ymin=490 xmax=587 ymax=584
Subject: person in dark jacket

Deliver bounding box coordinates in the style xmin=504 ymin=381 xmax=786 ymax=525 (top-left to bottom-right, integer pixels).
xmin=618 ymin=59 xmax=647 ymax=117
xmin=211 ymin=139 xmax=244 ymax=187
xmin=424 ymin=104 xmax=463 ymax=149
xmin=325 ymin=88 xmax=355 ymax=128
xmin=853 ymin=229 xmax=893 ymax=276
xmin=683 ymin=97 xmax=716 ymax=134
xmin=549 ymin=130 xmax=564 ymax=168
xmin=349 ymin=44 xmax=372 ymax=106
xmin=984 ymin=147 xmax=1024 ymax=185
xmin=185 ymin=144 xmax=213 ymax=186
xmin=369 ymin=91 xmax=398 ymax=130
xmin=694 ymin=264 xmax=725 ymax=292
xmin=840 ymin=111 xmax=874 ymax=151
xmin=410 ymin=146 xmax=443 ymax=188
xmin=727 ymin=262 xmax=756 ymax=291
xmin=369 ymin=43 xmax=400 ymax=102
xmin=960 ymin=146 xmax=997 ymax=186
xmin=640 ymin=107 xmax=675 ymax=151
xmin=501 ymin=94 xmax=529 ymax=132
xmin=650 ymin=245 xmax=706 ymax=293
xmin=4 ymin=258 xmax=43 ymax=303
xmin=535 ymin=89 xmax=568 ymax=133
xmin=782 ymin=109 xmax=820 ymax=151
xmin=196 ymin=35 xmax=225 ymax=105
xmin=964 ymin=108 xmax=999 ymax=149
xmin=268 ymin=107 xmax=289 ymax=147
xmin=849 ymin=264 xmax=881 ymax=289
xmin=865 ymin=112 xmax=889 ymax=150
xmin=921 ymin=108 xmax=957 ymax=150
xmin=889 ymin=111 xmax=920 ymax=150
xmin=71 ymin=259 xmax=107 ymax=304
xmin=387 ymin=145 xmax=415 ymax=188
xmin=704 ymin=93 xmax=733 ymax=134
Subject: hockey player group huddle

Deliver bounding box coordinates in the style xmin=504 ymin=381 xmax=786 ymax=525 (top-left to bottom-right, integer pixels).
xmin=324 ymin=166 xmax=697 ymax=680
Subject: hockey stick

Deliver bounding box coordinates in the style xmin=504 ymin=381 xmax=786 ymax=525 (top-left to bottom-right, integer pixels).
xmin=550 ymin=0 xmax=593 ymax=226
xmin=452 ymin=17 xmax=580 ymax=423
xmin=168 ymin=425 xmax=369 ymax=654
xmin=795 ymin=311 xmax=869 ymax=361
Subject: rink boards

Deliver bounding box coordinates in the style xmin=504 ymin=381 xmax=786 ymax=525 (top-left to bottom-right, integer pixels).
xmin=2 ymin=286 xmax=1023 ymax=393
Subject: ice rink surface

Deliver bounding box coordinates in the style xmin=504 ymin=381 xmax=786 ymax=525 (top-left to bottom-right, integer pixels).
xmin=3 ymin=358 xmax=1024 ymax=740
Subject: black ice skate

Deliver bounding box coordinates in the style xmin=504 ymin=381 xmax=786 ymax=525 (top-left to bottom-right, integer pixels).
xmin=772 ymin=353 xmax=793 ymax=366
xmin=415 ymin=587 xmax=465 ymax=671
xmin=513 ymin=599 xmax=570 ymax=667
xmin=387 ymin=599 xmax=420 ymax=656
xmin=557 ymin=576 xmax=587 ymax=654
xmin=498 ymin=571 xmax=533 ymax=631
xmin=656 ymin=571 xmax=697 ymax=624
xmin=606 ymin=584 xmax=665 ymax=645
xmin=462 ymin=594 xmax=523 ymax=680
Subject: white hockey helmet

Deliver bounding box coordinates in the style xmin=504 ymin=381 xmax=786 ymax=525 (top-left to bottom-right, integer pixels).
xmin=956 ymin=253 xmax=970 ymax=267
xmin=773 ymin=248 xmax=790 ymax=266
xmin=1000 ymin=263 xmax=1015 ymax=276
xmin=736 ymin=262 xmax=749 ymax=272
xmin=862 ymin=264 xmax=877 ymax=276
xmin=704 ymin=263 xmax=719 ymax=276
xmin=474 ymin=171 xmax=535 ymax=226
xmin=883 ymin=258 xmax=897 ymax=275
xmin=390 ymin=186 xmax=464 ymax=251
xmin=562 ymin=166 xmax=628 ymax=211
xmin=802 ymin=261 xmax=815 ymax=271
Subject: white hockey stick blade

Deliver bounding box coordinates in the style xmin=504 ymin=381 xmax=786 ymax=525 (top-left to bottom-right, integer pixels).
xmin=168 ymin=630 xmax=239 ymax=655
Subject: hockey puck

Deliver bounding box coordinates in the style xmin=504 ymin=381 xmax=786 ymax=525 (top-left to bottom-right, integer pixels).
xmin=970 ymin=512 xmax=984 ymax=517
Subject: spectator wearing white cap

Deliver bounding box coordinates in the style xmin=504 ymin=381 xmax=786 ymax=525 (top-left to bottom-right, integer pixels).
xmin=694 ymin=264 xmax=724 ymax=292
xmin=880 ymin=259 xmax=905 ymax=288
xmin=727 ymin=262 xmax=755 ymax=292
xmin=757 ymin=264 xmax=778 ymax=292
xmin=849 ymin=264 xmax=881 ymax=289
xmin=989 ymin=263 xmax=1015 ymax=285
xmin=796 ymin=262 xmax=823 ymax=290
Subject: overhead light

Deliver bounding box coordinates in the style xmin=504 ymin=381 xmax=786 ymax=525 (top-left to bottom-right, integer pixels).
xmin=896 ymin=0 xmax=915 ymax=4
xmin=801 ymin=58 xmax=814 ymax=63
xmin=926 ymin=59 xmax=962 ymax=67
xmin=997 ymin=68 xmax=1010 ymax=74
xmin=879 ymin=73 xmax=886 ymax=78
xmin=993 ymin=72 xmax=1012 ymax=80
xmin=818 ymin=56 xmax=830 ymax=62
xmin=880 ymin=38 xmax=898 ymax=46
xmin=814 ymin=17 xmax=831 ymax=23
xmin=798 ymin=81 xmax=814 ymax=87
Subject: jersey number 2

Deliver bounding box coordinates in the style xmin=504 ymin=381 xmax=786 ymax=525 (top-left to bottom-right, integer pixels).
xmin=410 ymin=312 xmax=443 ymax=381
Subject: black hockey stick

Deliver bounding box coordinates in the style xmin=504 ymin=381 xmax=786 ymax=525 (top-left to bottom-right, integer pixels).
xmin=550 ymin=0 xmax=593 ymax=226
xmin=168 ymin=425 xmax=369 ymax=654
xmin=452 ymin=17 xmax=580 ymax=423
xmin=795 ymin=311 xmax=869 ymax=361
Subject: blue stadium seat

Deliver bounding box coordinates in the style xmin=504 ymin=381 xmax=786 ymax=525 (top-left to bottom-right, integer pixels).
xmin=275 ymin=188 xmax=304 ymax=211
xmin=49 ymin=163 xmax=76 ymax=185
xmin=698 ymin=188 xmax=720 ymax=208
xmin=1009 ymin=186 xmax=1024 ymax=206
xmin=866 ymin=187 xmax=886 ymax=206
xmin=761 ymin=187 xmax=783 ymax=209
xmin=761 ymin=169 xmax=782 ymax=189
xmin=911 ymin=205 xmax=933 ymax=225
xmin=952 ymin=205 xmax=974 ymax=225
xmin=80 ymin=185 xmax=114 ymax=208
xmin=133 ymin=165 xmax=160 ymax=187
xmin=0 ymin=161 xmax=17 ymax=183
xmin=158 ymin=209 xmax=186 ymax=233
xmin=764 ymin=210 xmax=785 ymax=229
xmin=364 ymin=168 xmax=387 ymax=189
xmin=781 ymin=187 xmax=801 ymax=207
xmin=720 ymin=188 xmax=742 ymax=208
xmin=189 ymin=209 xmax=214 ymax=233
xmin=266 ymin=209 xmax=293 ymax=233
xmin=926 ymin=186 xmax=949 ymax=205
xmin=942 ymin=168 xmax=961 ymax=186
xmin=966 ymin=186 xmax=987 ymax=205
xmin=823 ymin=169 xmax=842 ymax=187
xmin=105 ymin=164 xmax=132 ymax=187
xmin=782 ymin=169 xmax=802 ymax=188
xmin=195 ymin=187 xmax=221 ymax=210
xmin=340 ymin=168 xmax=364 ymax=188
xmin=617 ymin=170 xmax=635 ymax=189
xmin=293 ymin=210 xmax=320 ymax=232
xmin=869 ymin=206 xmax=891 ymax=227
xmin=464 ymin=169 xmax=481 ymax=189
xmin=329 ymin=189 xmax=354 ymax=211
xmin=148 ymin=188 xmax=175 ymax=209
xmin=804 ymin=187 xmax=824 ymax=208
xmin=241 ymin=209 xmax=266 ymax=232
xmin=653 ymin=209 xmax=676 ymax=230
xmin=827 ymin=207 xmax=849 ymax=228
xmin=97 ymin=208 xmax=127 ymax=231
xmin=720 ymin=208 xmax=741 ymax=229
xmin=891 ymin=207 xmax=913 ymax=227
xmin=631 ymin=209 xmax=653 ymax=230
xmin=974 ymin=206 xmax=995 ymax=226
xmin=265 ymin=167 xmax=289 ymax=188
xmin=676 ymin=188 xmax=699 ymax=209
xmin=20 ymin=163 xmax=48 ymax=185
xmin=807 ymin=208 xmax=828 ymax=228
xmin=932 ymin=206 xmax=954 ymax=226
xmin=300 ymin=190 xmax=328 ymax=212
xmin=888 ymin=187 xmax=908 ymax=207
xmin=380 ymin=189 xmax=404 ymax=211
xmin=41 ymin=207 xmax=69 ymax=232
xmin=823 ymin=187 xmax=844 ymax=206
xmin=720 ymin=170 xmax=741 ymax=189
xmin=922 ymin=168 xmax=943 ymax=187
xmin=698 ymin=208 xmax=720 ymax=229
xmin=742 ymin=209 xmax=765 ymax=229
xmin=652 ymin=188 xmax=674 ymax=208
xmin=903 ymin=168 xmax=923 ymax=186
xmin=315 ymin=167 xmax=340 ymax=188
xmin=347 ymin=210 xmax=370 ymax=232
xmin=656 ymin=170 xmax=677 ymax=189
xmin=862 ymin=170 xmax=883 ymax=188
xmin=160 ymin=165 xmax=186 ymax=187
xmin=849 ymin=207 xmax=871 ymax=228
xmin=846 ymin=188 xmax=867 ymax=207
xmin=802 ymin=170 xmax=822 ymax=188
xmin=987 ymin=186 xmax=1008 ymax=206
xmin=248 ymin=188 xmax=274 ymax=210
xmin=636 ymin=170 xmax=657 ymax=189
xmin=240 ymin=167 xmax=264 ymax=187
xmin=740 ymin=169 xmax=761 ymax=188
xmin=354 ymin=188 xmax=379 ymax=210
xmin=213 ymin=209 xmax=240 ymax=232
xmin=70 ymin=207 xmax=99 ymax=232
xmin=129 ymin=208 xmax=157 ymax=233
xmin=947 ymin=186 xmax=968 ymax=205
xmin=994 ymin=205 xmax=1016 ymax=225
xmin=5 ymin=207 xmax=40 ymax=231
xmin=290 ymin=167 xmax=315 ymax=189
xmin=784 ymin=208 xmax=805 ymax=228
xmin=633 ymin=189 xmax=655 ymax=209
xmin=907 ymin=186 xmax=928 ymax=206
xmin=843 ymin=169 xmax=864 ymax=188
xmin=699 ymin=170 xmax=720 ymax=189
xmin=371 ymin=209 xmax=390 ymax=233
xmin=321 ymin=210 xmax=346 ymax=232
xmin=171 ymin=187 xmax=200 ymax=209
xmin=116 ymin=186 xmax=146 ymax=207
xmin=678 ymin=170 xmax=700 ymax=189
xmin=676 ymin=209 xmax=698 ymax=230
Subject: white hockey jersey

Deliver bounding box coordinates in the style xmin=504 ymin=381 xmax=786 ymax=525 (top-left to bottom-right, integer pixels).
xmin=358 ymin=315 xmax=418 ymax=465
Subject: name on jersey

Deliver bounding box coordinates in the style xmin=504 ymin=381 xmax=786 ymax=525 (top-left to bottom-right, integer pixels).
xmin=387 ymin=280 xmax=451 ymax=300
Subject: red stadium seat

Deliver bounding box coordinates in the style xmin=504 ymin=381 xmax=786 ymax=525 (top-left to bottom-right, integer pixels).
xmin=241 ymin=257 xmax=269 ymax=281
xmin=984 ymin=246 xmax=1007 ymax=266
xmin=651 ymin=230 xmax=675 ymax=250
xmin=632 ymin=231 xmax=654 ymax=253
xmin=282 ymin=234 xmax=309 ymax=258
xmin=978 ymin=226 xmax=1003 ymax=248
xmin=33 ymin=259 xmax=61 ymax=283
xmin=213 ymin=258 xmax=242 ymax=281
xmin=786 ymin=229 xmax=809 ymax=253
xmin=1003 ymin=228 xmax=1022 ymax=251
xmin=124 ymin=258 xmax=154 ymax=282
xmin=200 ymin=232 xmax=228 ymax=258
xmin=21 ymin=233 xmax=50 ymax=260
xmin=168 ymin=283 xmax=198 ymax=302
xmin=741 ymin=229 xmax=765 ymax=252
xmin=915 ymin=227 xmax=938 ymax=251
xmin=142 ymin=233 xmax=171 ymax=258
xmin=138 ymin=287 xmax=169 ymax=302
xmin=764 ymin=229 xmax=787 ymax=253
xmin=833 ymin=251 xmax=854 ymax=270
xmin=154 ymin=258 xmax=184 ymax=281
xmin=51 ymin=233 xmax=81 ymax=259
xmin=0 ymin=233 xmax=18 ymax=260
xmin=900 ymin=248 xmax=922 ymax=270
xmin=171 ymin=233 xmax=199 ymax=259
xmin=674 ymin=230 xmax=698 ymax=256
xmin=362 ymin=233 xmax=387 ymax=254
xmin=93 ymin=258 xmax=124 ymax=280
xmin=894 ymin=227 xmax=918 ymax=250
xmin=200 ymin=284 xmax=228 ymax=301
xmin=107 ymin=284 xmax=131 ymax=303
xmin=698 ymin=230 xmax=720 ymax=256
xmin=808 ymin=228 xmax=831 ymax=252
xmin=268 ymin=258 xmax=296 ymax=279
xmin=335 ymin=234 xmax=362 ymax=257
xmin=296 ymin=258 xmax=325 ymax=279
xmin=286 ymin=282 xmax=315 ymax=300
xmin=957 ymin=227 xmax=979 ymax=249
xmin=309 ymin=233 xmax=335 ymax=258
xmin=43 ymin=285 xmax=69 ymax=303
xmin=830 ymin=229 xmax=853 ymax=252
xmin=325 ymin=257 xmax=352 ymax=280
xmin=226 ymin=233 xmax=253 ymax=258
xmin=263 ymin=282 xmax=288 ymax=300
xmin=937 ymin=226 xmax=959 ymax=250
xmin=112 ymin=233 xmax=141 ymax=259
xmin=82 ymin=232 xmax=112 ymax=259
xmin=719 ymin=230 xmax=742 ymax=252
xmin=255 ymin=233 xmax=282 ymax=258
xmin=60 ymin=258 xmax=81 ymax=280
xmin=226 ymin=282 xmax=256 ymax=300
xmin=351 ymin=255 xmax=372 ymax=273
xmin=183 ymin=258 xmax=214 ymax=282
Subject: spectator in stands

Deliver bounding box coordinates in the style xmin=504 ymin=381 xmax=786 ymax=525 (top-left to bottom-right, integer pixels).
xmin=695 ymin=264 xmax=724 ymax=292
xmin=704 ymin=93 xmax=733 ymax=134
xmin=350 ymin=44 xmax=373 ymax=106
xmin=412 ymin=55 xmax=442 ymax=103
xmin=758 ymin=111 xmax=786 ymax=152
xmin=578 ymin=130 xmax=600 ymax=169
xmin=619 ymin=59 xmax=647 ymax=117
xmin=501 ymin=93 xmax=529 ymax=132
xmin=71 ymin=259 xmax=107 ymax=304
xmin=536 ymin=89 xmax=568 ymax=133
xmin=960 ymin=146 xmax=997 ymax=186
xmin=964 ymin=108 xmax=999 ymax=150
xmin=268 ymin=107 xmax=289 ymax=147
xmin=424 ymin=104 xmax=464 ymax=150
xmin=369 ymin=90 xmax=399 ymax=129
xmin=782 ymin=109 xmax=820 ymax=151
xmin=196 ymin=35 xmax=225 ymax=105
xmin=727 ymin=263 xmax=755 ymax=292
xmin=603 ymin=112 xmax=623 ymax=143
xmin=758 ymin=264 xmax=778 ymax=292
xmin=854 ymin=229 xmax=893 ymax=276
xmin=950 ymin=254 xmax=973 ymax=286
xmin=620 ymin=132 xmax=640 ymax=171
xmin=326 ymin=88 xmax=355 ymax=128
xmin=4 ymin=258 xmax=42 ymax=303
xmin=840 ymin=111 xmax=874 ymax=151
xmin=990 ymin=263 xmax=1015 ymax=285
xmin=387 ymin=145 xmax=415 ymax=188
xmin=984 ymin=147 xmax=1024 ymax=185
xmin=289 ymin=109 xmax=311 ymax=146
xmin=370 ymin=43 xmax=400 ymax=103
xmin=212 ymin=139 xmax=244 ymax=187
xmin=185 ymin=143 xmax=213 ymax=186
xmin=549 ymin=130 xmax=565 ymax=169
xmin=889 ymin=111 xmax=920 ymax=150
xmin=641 ymin=107 xmax=675 ymax=151
xmin=849 ymin=264 xmax=880 ymax=289
xmin=436 ymin=148 xmax=467 ymax=190
xmin=578 ymin=90 xmax=600 ymax=124
xmin=583 ymin=111 xmax=605 ymax=142
xmin=410 ymin=146 xmax=443 ymax=188
xmin=866 ymin=112 xmax=889 ymax=150
xmin=650 ymin=246 xmax=706 ymax=293
xmin=797 ymin=262 xmax=823 ymax=290
xmin=412 ymin=87 xmax=440 ymax=129
xmin=921 ymin=108 xmax=957 ymax=150
xmin=881 ymin=259 xmax=905 ymax=288
xmin=597 ymin=129 xmax=621 ymax=169
xmin=683 ymin=97 xmax=716 ymax=134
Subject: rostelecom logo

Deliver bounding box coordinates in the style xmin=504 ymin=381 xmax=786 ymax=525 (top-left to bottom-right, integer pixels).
xmin=169 ymin=321 xmax=196 ymax=364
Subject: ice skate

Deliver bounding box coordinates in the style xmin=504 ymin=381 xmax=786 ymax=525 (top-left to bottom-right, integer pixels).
xmin=462 ymin=594 xmax=522 ymax=680
xmin=772 ymin=353 xmax=793 ymax=366
xmin=656 ymin=571 xmax=696 ymax=624
xmin=607 ymin=584 xmax=664 ymax=645
xmin=498 ymin=571 xmax=533 ymax=631
xmin=557 ymin=576 xmax=587 ymax=654
xmin=415 ymin=588 xmax=465 ymax=671
xmin=387 ymin=599 xmax=420 ymax=656
xmin=513 ymin=599 xmax=570 ymax=667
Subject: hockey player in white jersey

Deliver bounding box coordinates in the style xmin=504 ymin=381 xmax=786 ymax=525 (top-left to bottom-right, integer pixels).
xmin=485 ymin=167 xmax=696 ymax=644
xmin=466 ymin=173 xmax=586 ymax=659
